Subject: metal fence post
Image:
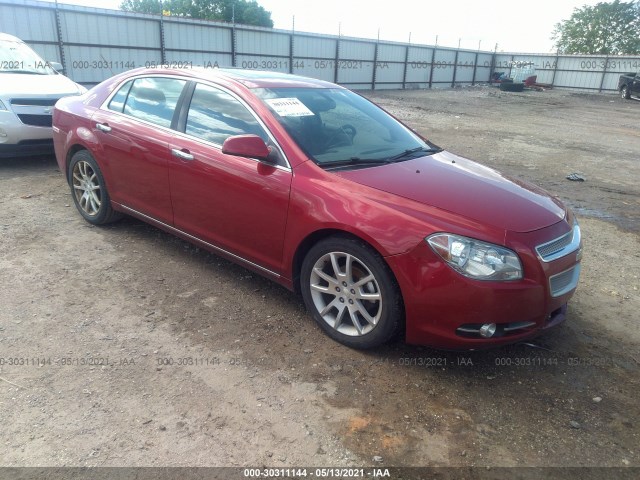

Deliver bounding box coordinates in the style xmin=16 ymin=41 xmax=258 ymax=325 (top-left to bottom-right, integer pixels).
xmin=231 ymin=26 xmax=237 ymax=67
xmin=451 ymin=49 xmax=459 ymax=88
xmin=402 ymin=44 xmax=409 ymax=89
xmin=159 ymin=15 xmax=166 ymax=65
xmin=550 ymin=52 xmax=560 ymax=87
xmin=53 ymin=1 xmax=66 ymax=72
xmin=489 ymin=44 xmax=497 ymax=83
xmin=428 ymin=47 xmax=436 ymax=88
xmin=471 ymin=50 xmax=479 ymax=85
xmin=289 ymin=33 xmax=294 ymax=74
xmin=598 ymin=55 xmax=609 ymax=93
xmin=333 ymin=35 xmax=340 ymax=84
xmin=372 ymin=41 xmax=379 ymax=90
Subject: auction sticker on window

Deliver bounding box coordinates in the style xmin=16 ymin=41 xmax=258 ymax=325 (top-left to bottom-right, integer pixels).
xmin=265 ymin=98 xmax=314 ymax=117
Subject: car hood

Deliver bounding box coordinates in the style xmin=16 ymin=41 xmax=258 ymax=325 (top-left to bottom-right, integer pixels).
xmin=0 ymin=73 xmax=82 ymax=97
xmin=333 ymin=150 xmax=565 ymax=233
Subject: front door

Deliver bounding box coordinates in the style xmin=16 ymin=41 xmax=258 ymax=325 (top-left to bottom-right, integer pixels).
xmin=168 ymin=82 xmax=292 ymax=273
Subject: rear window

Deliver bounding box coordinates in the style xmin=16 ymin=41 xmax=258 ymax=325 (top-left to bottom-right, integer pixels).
xmin=120 ymin=77 xmax=186 ymax=128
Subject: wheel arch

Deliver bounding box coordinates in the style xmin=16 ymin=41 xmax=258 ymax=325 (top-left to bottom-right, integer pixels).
xmin=291 ymin=228 xmax=403 ymax=301
xmin=293 ymin=228 xmax=407 ymax=346
xmin=65 ymin=144 xmax=89 ymax=182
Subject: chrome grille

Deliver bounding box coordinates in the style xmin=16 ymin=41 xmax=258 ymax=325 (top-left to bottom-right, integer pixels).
xmin=537 ymin=231 xmax=572 ymax=258
xmin=549 ymin=264 xmax=581 ymax=297
xmin=536 ymin=224 xmax=581 ymax=262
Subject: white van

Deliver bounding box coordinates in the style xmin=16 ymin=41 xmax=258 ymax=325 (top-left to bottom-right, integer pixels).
xmin=0 ymin=32 xmax=86 ymax=157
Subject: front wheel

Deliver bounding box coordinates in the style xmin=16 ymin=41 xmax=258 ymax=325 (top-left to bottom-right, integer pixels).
xmin=300 ymin=236 xmax=403 ymax=349
xmin=621 ymin=86 xmax=630 ymax=99
xmin=68 ymin=150 xmax=122 ymax=225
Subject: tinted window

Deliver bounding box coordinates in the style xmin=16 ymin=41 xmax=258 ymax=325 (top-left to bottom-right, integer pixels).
xmin=108 ymin=80 xmax=133 ymax=113
xmin=123 ymin=77 xmax=186 ymax=128
xmin=256 ymin=87 xmax=427 ymax=164
xmin=186 ymin=83 xmax=268 ymax=145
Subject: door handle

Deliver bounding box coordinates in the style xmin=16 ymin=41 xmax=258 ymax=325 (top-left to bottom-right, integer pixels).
xmin=171 ymin=148 xmax=194 ymax=161
xmin=96 ymin=123 xmax=111 ymax=133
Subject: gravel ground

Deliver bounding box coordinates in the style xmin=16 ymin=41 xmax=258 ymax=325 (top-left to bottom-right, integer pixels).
xmin=0 ymin=87 xmax=638 ymax=476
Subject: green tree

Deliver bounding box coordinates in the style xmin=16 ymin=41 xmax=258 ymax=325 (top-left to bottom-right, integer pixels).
xmin=120 ymin=0 xmax=274 ymax=27
xmin=120 ymin=0 xmax=164 ymax=15
xmin=552 ymin=0 xmax=640 ymax=54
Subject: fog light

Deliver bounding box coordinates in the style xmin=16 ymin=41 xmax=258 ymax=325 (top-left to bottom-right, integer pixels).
xmin=0 ymin=128 xmax=7 ymax=137
xmin=479 ymin=323 xmax=497 ymax=338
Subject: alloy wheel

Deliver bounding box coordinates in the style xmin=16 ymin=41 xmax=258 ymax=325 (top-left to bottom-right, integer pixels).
xmin=309 ymin=251 xmax=382 ymax=336
xmin=72 ymin=160 xmax=101 ymax=216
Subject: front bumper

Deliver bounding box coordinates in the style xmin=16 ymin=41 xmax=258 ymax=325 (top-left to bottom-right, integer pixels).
xmin=0 ymin=111 xmax=54 ymax=157
xmin=0 ymin=139 xmax=54 ymax=157
xmin=387 ymin=220 xmax=582 ymax=350
xmin=0 ymin=97 xmax=59 ymax=157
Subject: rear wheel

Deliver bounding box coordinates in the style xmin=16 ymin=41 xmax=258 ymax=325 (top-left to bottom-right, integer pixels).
xmin=621 ymin=86 xmax=630 ymax=99
xmin=68 ymin=150 xmax=122 ymax=225
xmin=300 ymin=236 xmax=402 ymax=349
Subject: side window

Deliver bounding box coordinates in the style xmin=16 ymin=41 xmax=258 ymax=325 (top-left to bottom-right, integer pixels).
xmin=107 ymin=80 xmax=133 ymax=113
xmin=185 ymin=83 xmax=268 ymax=145
xmin=122 ymin=77 xmax=186 ymax=128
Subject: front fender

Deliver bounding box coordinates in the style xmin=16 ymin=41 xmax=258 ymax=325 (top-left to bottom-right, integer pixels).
xmin=281 ymin=161 xmax=507 ymax=282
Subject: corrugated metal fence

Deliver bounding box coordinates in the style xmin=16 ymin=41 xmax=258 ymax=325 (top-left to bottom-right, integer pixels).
xmin=2 ymin=0 xmax=639 ymax=92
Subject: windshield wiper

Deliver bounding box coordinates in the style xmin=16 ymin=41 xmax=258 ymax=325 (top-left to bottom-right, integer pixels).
xmin=319 ymin=146 xmax=442 ymax=170
xmin=320 ymin=157 xmax=391 ymax=170
xmin=386 ymin=146 xmax=441 ymax=162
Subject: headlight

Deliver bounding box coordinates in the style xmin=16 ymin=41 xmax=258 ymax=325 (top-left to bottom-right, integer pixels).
xmin=427 ymin=233 xmax=523 ymax=281
xmin=0 ymin=100 xmax=7 ymax=111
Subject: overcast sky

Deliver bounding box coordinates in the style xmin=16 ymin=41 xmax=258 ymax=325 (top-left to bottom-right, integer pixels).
xmin=42 ymin=0 xmax=604 ymax=53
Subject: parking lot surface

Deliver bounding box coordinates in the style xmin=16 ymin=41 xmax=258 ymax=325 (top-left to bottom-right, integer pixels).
xmin=0 ymin=88 xmax=638 ymax=472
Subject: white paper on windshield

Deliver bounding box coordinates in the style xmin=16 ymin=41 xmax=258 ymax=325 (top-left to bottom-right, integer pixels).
xmin=265 ymin=98 xmax=314 ymax=117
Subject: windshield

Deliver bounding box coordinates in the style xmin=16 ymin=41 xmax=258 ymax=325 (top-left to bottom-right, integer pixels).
xmin=0 ymin=39 xmax=55 ymax=74
xmin=255 ymin=87 xmax=438 ymax=167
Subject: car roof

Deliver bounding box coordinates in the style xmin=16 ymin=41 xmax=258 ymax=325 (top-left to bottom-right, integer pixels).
xmin=129 ymin=67 xmax=340 ymax=90
xmin=0 ymin=32 xmax=23 ymax=43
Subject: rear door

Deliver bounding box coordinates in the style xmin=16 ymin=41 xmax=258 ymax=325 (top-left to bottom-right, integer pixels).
xmin=92 ymin=76 xmax=188 ymax=224
xmin=168 ymin=82 xmax=292 ymax=273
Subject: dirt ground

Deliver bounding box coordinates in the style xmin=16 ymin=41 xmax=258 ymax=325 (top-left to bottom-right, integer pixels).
xmin=0 ymin=87 xmax=639 ymax=475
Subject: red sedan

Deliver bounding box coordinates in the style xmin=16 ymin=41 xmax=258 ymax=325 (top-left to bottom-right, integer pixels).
xmin=52 ymin=68 xmax=582 ymax=349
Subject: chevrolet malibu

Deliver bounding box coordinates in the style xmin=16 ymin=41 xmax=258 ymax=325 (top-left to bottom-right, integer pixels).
xmin=52 ymin=68 xmax=582 ymax=349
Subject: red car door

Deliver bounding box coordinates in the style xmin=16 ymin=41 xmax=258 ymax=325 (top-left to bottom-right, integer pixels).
xmin=92 ymin=77 xmax=187 ymax=225
xmin=168 ymin=83 xmax=292 ymax=273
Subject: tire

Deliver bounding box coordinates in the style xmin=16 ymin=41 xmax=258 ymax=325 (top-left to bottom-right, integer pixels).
xmin=621 ymin=86 xmax=630 ymax=99
xmin=68 ymin=150 xmax=122 ymax=225
xmin=300 ymin=236 xmax=403 ymax=349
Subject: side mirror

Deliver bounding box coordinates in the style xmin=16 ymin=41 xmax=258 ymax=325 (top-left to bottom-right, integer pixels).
xmin=49 ymin=61 xmax=64 ymax=73
xmin=222 ymin=134 xmax=272 ymax=162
